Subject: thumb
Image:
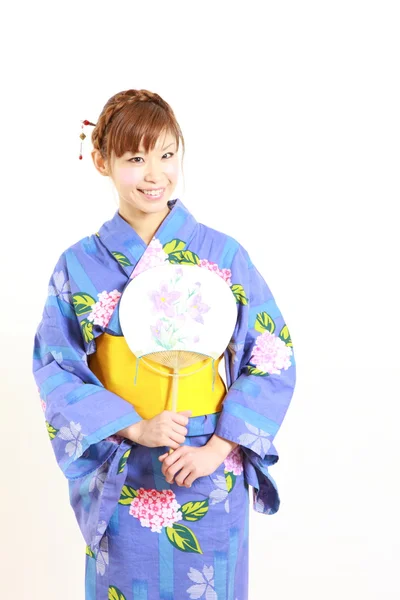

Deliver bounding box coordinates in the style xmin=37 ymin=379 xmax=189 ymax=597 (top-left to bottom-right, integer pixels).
xmin=178 ymin=410 xmax=192 ymax=416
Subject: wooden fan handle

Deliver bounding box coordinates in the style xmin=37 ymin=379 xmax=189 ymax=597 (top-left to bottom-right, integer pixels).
xmin=168 ymin=371 xmax=179 ymax=455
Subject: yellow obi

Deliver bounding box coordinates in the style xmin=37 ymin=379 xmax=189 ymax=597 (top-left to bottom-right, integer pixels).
xmin=88 ymin=332 xmax=228 ymax=420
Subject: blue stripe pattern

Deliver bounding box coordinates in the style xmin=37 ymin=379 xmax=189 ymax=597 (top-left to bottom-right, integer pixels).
xmin=228 ymin=527 xmax=239 ymax=600
xmin=84 ymin=552 xmax=97 ymax=600
xmin=65 ymin=248 xmax=99 ymax=299
xmin=109 ymin=505 xmax=119 ymax=536
xmin=45 ymin=295 xmax=76 ymax=320
xmin=219 ymin=237 xmax=240 ymax=270
xmin=157 ymin=207 xmax=186 ymax=244
xmin=214 ymin=550 xmax=227 ymax=599
xmin=65 ymin=384 xmax=103 ymax=405
xmin=79 ymin=473 xmax=92 ymax=512
xmin=123 ymin=240 xmax=147 ymax=264
xmin=133 ymin=580 xmax=148 ymax=600
xmin=249 ymin=298 xmax=282 ymax=325
xmin=40 ymin=372 xmax=75 ymax=398
xmin=151 ymin=451 xmax=174 ymax=599
xmin=222 ymin=401 xmax=279 ymax=436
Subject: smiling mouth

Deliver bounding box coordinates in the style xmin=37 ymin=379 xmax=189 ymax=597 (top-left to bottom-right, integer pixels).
xmin=138 ymin=188 xmax=166 ymax=199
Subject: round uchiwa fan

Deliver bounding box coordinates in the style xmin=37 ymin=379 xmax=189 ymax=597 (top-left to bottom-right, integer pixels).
xmin=119 ymin=262 xmax=237 ymax=453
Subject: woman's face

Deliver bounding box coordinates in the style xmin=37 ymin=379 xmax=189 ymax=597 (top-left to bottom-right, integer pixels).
xmin=107 ymin=131 xmax=180 ymax=215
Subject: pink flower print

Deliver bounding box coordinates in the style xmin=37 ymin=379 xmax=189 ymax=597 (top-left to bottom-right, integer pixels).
xmin=150 ymin=318 xmax=164 ymax=337
xmin=104 ymin=434 xmax=123 ymax=444
xmin=129 ymin=488 xmax=183 ymax=533
xmin=224 ymin=445 xmax=244 ymax=476
xmin=198 ymin=258 xmax=232 ymax=286
xmin=149 ymin=282 xmax=181 ymax=317
xmin=150 ymin=318 xmax=178 ymax=348
xmin=41 ymin=399 xmax=46 ymax=413
xmin=130 ymin=238 xmax=168 ymax=279
xmin=250 ymin=330 xmax=293 ymax=374
xmin=87 ymin=289 xmax=121 ymax=328
xmin=187 ymin=293 xmax=210 ymax=325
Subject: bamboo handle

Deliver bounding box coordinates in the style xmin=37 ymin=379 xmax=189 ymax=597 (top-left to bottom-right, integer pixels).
xmin=168 ymin=369 xmax=179 ymax=455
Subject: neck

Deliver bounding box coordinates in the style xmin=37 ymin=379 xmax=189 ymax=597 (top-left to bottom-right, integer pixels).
xmin=118 ymin=200 xmax=171 ymax=245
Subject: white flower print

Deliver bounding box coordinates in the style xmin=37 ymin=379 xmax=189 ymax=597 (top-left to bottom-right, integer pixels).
xmin=89 ymin=461 xmax=109 ymax=494
xmin=187 ymin=564 xmax=217 ymax=599
xmin=238 ymin=422 xmax=272 ymax=456
xmin=58 ymin=421 xmax=84 ymax=458
xmin=48 ymin=270 xmax=71 ymax=303
xmin=227 ymin=340 xmax=244 ymax=364
xmin=91 ymin=520 xmax=107 ymax=552
xmin=209 ymin=474 xmax=230 ymax=513
xmin=52 ymin=351 xmax=74 ymax=372
xmin=95 ymin=534 xmax=109 ymax=576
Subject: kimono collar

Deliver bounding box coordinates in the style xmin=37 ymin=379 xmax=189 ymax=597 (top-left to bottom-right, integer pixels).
xmin=97 ymin=197 xmax=199 ymax=278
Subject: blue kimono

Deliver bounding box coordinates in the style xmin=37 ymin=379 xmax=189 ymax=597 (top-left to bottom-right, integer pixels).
xmin=32 ymin=198 xmax=296 ymax=600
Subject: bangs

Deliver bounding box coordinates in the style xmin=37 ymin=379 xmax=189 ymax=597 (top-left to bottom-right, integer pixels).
xmin=106 ymin=101 xmax=182 ymax=161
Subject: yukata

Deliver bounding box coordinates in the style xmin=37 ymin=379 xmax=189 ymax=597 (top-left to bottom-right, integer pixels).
xmin=32 ymin=198 xmax=297 ymax=600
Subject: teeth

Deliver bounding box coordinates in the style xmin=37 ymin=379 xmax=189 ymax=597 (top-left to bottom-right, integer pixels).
xmin=140 ymin=188 xmax=164 ymax=196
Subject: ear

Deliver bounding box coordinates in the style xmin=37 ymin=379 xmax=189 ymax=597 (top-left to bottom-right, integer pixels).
xmin=91 ymin=149 xmax=109 ymax=176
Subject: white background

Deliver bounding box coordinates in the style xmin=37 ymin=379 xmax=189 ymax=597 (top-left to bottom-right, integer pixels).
xmin=1 ymin=1 xmax=399 ymax=598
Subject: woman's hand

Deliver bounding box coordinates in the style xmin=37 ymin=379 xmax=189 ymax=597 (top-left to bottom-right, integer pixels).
xmin=117 ymin=409 xmax=192 ymax=448
xmin=158 ymin=445 xmax=224 ymax=487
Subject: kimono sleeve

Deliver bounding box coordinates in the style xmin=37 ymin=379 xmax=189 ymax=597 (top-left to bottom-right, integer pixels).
xmin=32 ymin=251 xmax=143 ymax=480
xmin=214 ymin=245 xmax=296 ymax=461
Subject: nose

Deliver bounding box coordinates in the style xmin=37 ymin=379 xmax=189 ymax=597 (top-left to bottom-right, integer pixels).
xmin=143 ymin=158 xmax=166 ymax=183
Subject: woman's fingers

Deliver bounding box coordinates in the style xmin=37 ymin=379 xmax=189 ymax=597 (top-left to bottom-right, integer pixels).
xmin=167 ymin=438 xmax=181 ymax=450
xmin=171 ymin=423 xmax=188 ymax=437
xmin=175 ymin=468 xmax=192 ymax=487
xmin=170 ymin=431 xmax=186 ymax=444
xmin=165 ymin=458 xmax=186 ymax=482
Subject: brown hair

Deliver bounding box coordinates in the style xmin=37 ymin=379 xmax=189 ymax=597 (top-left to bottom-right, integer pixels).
xmin=91 ymin=89 xmax=185 ymax=177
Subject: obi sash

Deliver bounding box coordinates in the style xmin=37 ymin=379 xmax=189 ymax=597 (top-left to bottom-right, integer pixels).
xmin=88 ymin=332 xmax=228 ymax=420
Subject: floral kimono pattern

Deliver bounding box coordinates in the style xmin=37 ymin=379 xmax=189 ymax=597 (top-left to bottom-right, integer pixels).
xmin=32 ymin=198 xmax=296 ymax=599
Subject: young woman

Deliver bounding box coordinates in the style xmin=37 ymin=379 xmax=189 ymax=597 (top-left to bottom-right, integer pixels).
xmin=32 ymin=88 xmax=296 ymax=600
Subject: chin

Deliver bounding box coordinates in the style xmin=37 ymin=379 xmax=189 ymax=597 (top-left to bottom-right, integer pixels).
xmin=134 ymin=189 xmax=173 ymax=212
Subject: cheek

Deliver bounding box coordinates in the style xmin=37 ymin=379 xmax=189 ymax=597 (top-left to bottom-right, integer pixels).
xmin=118 ymin=167 xmax=142 ymax=186
xmin=164 ymin=161 xmax=179 ymax=179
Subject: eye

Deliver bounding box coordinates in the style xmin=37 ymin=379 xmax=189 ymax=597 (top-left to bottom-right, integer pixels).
xmin=128 ymin=152 xmax=175 ymax=163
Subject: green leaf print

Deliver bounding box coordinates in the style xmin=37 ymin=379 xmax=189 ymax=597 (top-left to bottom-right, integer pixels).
xmin=224 ymin=470 xmax=237 ymax=493
xmin=80 ymin=319 xmax=94 ymax=343
xmin=45 ymin=421 xmax=58 ymax=440
xmin=246 ymin=365 xmax=269 ymax=377
xmin=230 ymin=284 xmax=248 ymax=305
xmin=163 ymin=239 xmax=186 ymax=254
xmin=255 ymin=311 xmax=275 ymax=334
xmin=167 ymin=250 xmax=200 ymax=265
xmin=117 ymin=449 xmax=132 ymax=474
xmin=279 ymin=324 xmax=293 ymax=347
xmin=85 ymin=544 xmax=95 ymax=558
xmin=118 ymin=485 xmax=138 ymax=505
xmin=111 ymin=251 xmax=133 ymax=267
xmin=108 ymin=586 xmax=127 ymax=600
xmin=72 ymin=292 xmax=97 ymax=316
xmin=180 ymin=499 xmax=209 ymax=522
xmin=165 ymin=523 xmax=203 ymax=553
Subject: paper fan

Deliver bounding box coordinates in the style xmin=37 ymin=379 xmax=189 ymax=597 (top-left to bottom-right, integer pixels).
xmin=119 ymin=262 xmax=237 ymax=452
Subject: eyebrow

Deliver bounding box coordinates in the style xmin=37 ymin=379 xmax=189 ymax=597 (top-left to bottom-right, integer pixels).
xmin=133 ymin=142 xmax=176 ymax=154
